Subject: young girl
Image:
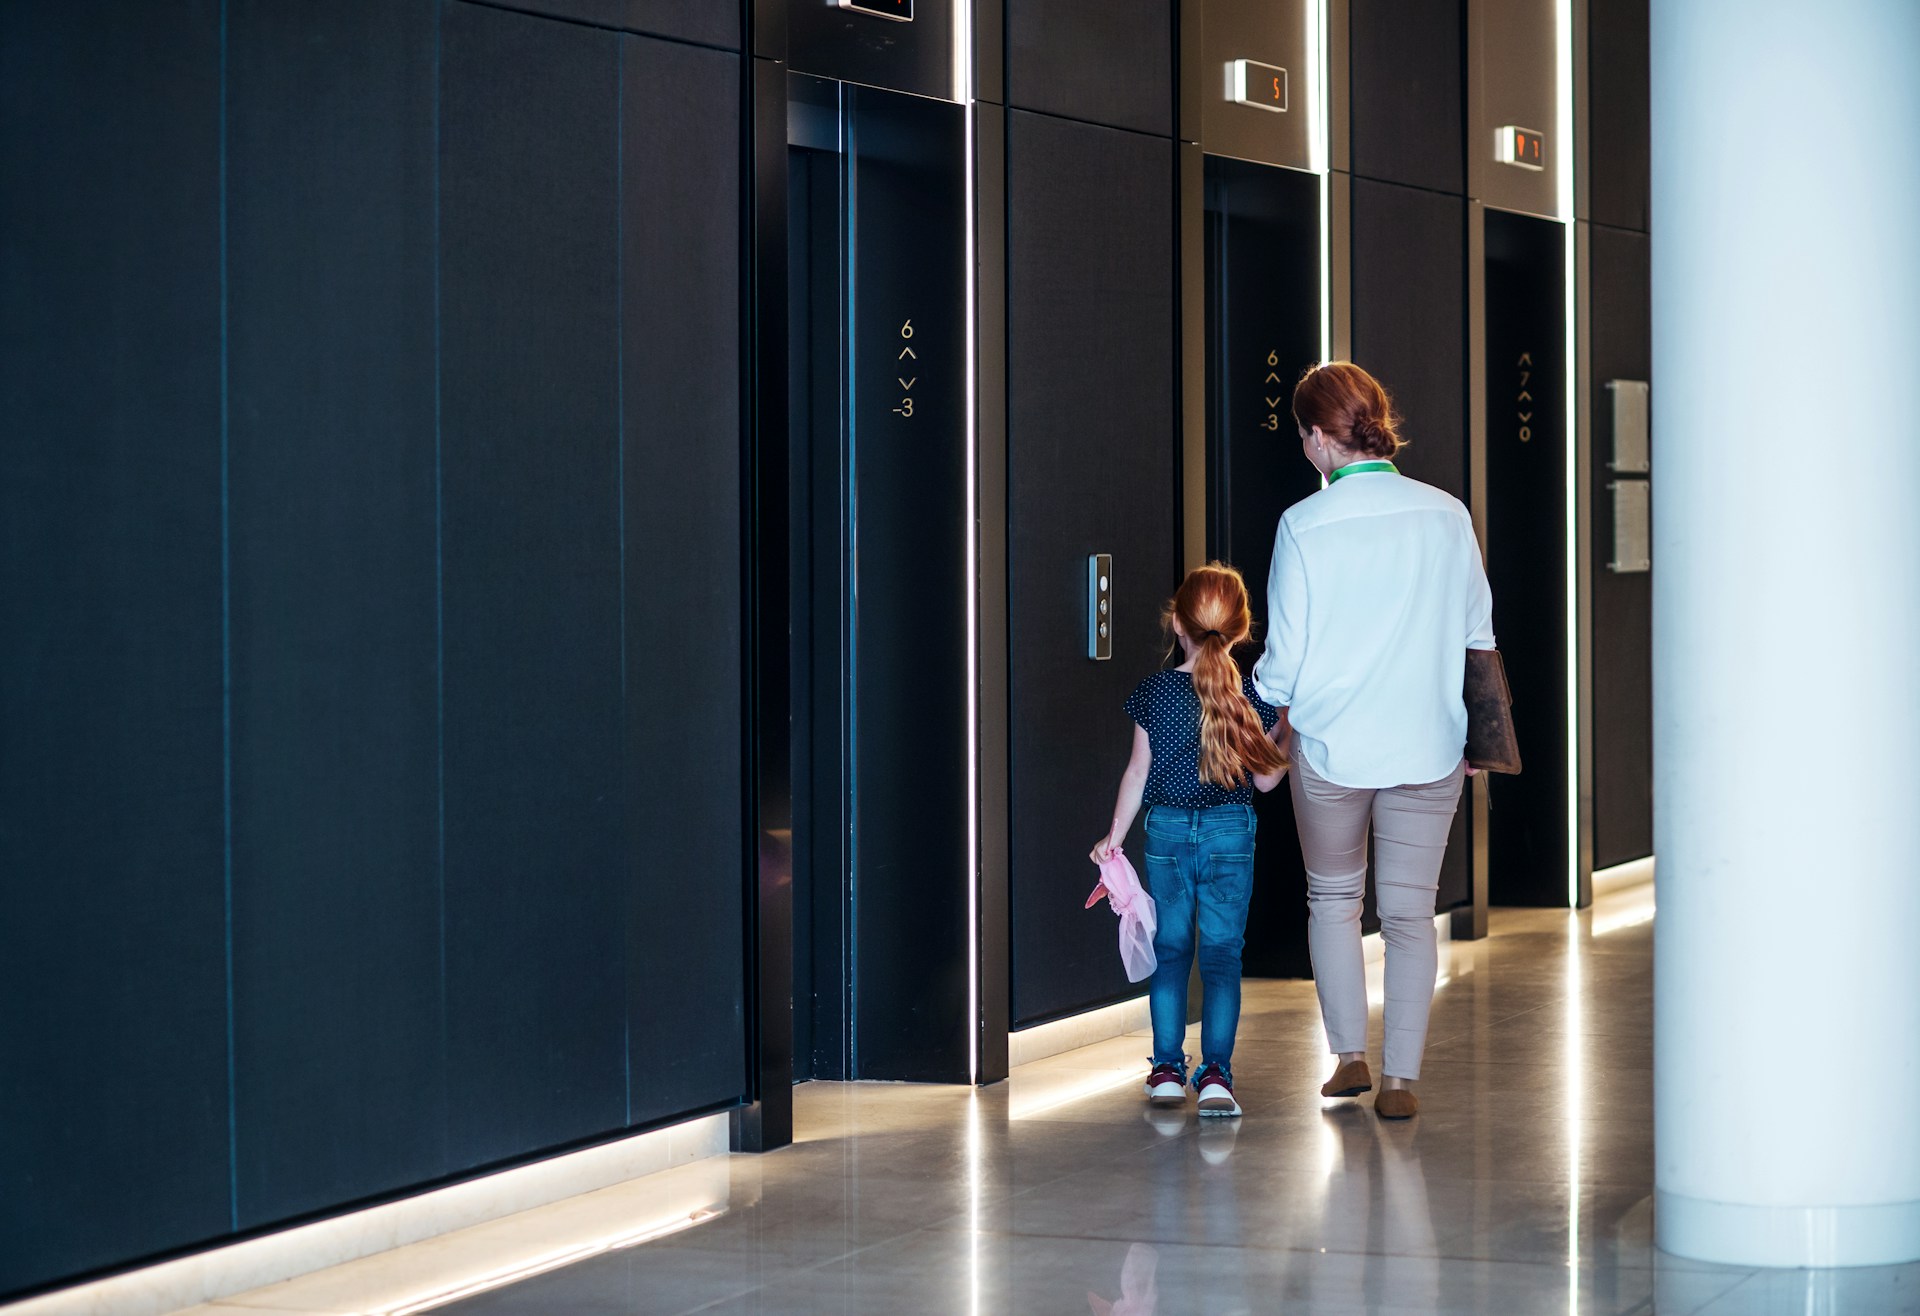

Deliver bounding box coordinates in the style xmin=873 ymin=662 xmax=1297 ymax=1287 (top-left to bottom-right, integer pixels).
xmin=1091 ymin=563 xmax=1288 ymax=1117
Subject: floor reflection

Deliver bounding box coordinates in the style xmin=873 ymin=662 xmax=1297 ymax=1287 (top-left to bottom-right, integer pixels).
xmin=1086 ymin=1241 xmax=1158 ymax=1316
xmin=177 ymin=882 xmax=1920 ymax=1316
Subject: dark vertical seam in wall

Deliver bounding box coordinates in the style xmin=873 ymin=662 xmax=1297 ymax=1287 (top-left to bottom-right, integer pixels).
xmin=219 ymin=0 xmax=238 ymax=1231
xmin=615 ymin=35 xmax=631 ymax=1126
xmin=433 ymin=0 xmax=449 ymax=1160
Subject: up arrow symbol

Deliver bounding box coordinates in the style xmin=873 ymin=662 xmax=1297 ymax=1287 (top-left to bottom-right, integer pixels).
xmin=1517 ymin=390 xmax=1533 ymax=402
xmin=899 ymin=346 xmax=917 ymax=360
xmin=1265 ymin=372 xmax=1282 ymax=383
xmin=1518 ymin=352 xmax=1533 ymax=366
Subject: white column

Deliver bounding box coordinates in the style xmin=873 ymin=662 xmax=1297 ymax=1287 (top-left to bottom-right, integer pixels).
xmin=1651 ymin=0 xmax=1920 ymax=1267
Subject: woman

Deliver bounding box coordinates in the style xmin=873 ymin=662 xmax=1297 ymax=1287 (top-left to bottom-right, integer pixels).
xmin=1252 ymin=361 xmax=1495 ymax=1120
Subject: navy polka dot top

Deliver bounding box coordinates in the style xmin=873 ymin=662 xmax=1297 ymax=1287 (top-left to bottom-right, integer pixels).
xmin=1125 ymin=667 xmax=1282 ymax=809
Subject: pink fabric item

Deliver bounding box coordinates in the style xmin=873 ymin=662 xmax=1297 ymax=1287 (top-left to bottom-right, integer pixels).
xmin=1086 ymin=849 xmax=1158 ymax=983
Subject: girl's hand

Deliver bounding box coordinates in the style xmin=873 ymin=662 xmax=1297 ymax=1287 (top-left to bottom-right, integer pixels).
xmin=1090 ymin=835 xmax=1120 ymax=865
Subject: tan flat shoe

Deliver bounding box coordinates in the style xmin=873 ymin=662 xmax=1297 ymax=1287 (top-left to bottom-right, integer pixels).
xmin=1375 ymin=1088 xmax=1418 ymax=1120
xmin=1320 ymin=1059 xmax=1373 ymax=1098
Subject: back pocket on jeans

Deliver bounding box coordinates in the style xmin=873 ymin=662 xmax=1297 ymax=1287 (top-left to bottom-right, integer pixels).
xmin=1206 ymin=852 xmax=1254 ymax=903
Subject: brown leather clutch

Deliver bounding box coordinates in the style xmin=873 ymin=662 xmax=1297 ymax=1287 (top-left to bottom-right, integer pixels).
xmin=1464 ymin=648 xmax=1522 ymax=774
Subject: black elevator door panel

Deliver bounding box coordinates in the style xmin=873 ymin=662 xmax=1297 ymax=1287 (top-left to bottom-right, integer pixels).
xmin=620 ymin=35 xmax=748 ymax=1125
xmin=1483 ymin=208 xmax=1569 ymax=905
xmin=789 ymin=142 xmax=850 ymax=1080
xmin=0 ymin=2 xmax=229 ymax=1292
xmin=226 ymin=0 xmax=445 ymax=1228
xmin=1007 ymin=111 xmax=1177 ymax=1027
xmin=1589 ymin=224 xmax=1652 ymax=868
xmin=1202 ymin=156 xmax=1323 ymax=978
xmin=1351 ymin=179 xmax=1469 ymax=500
xmin=1005 ymin=0 xmax=1175 ymax=138
xmin=440 ymin=2 xmax=628 ymax=1167
xmin=844 ymin=88 xmax=971 ymax=1081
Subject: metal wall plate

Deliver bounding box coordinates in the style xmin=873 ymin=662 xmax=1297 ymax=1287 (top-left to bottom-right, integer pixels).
xmin=1607 ymin=378 xmax=1650 ymax=474
xmin=1200 ymin=0 xmax=1314 ymax=170
xmin=1087 ymin=554 xmax=1113 ymax=660
xmin=1608 ymin=480 xmax=1651 ymax=573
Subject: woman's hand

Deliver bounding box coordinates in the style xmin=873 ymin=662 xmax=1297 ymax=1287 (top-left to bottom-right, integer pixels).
xmin=1252 ymin=766 xmax=1288 ymax=794
xmin=1090 ymin=834 xmax=1121 ymax=865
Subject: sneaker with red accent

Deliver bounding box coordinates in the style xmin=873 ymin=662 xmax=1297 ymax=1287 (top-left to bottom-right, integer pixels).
xmin=1144 ymin=1061 xmax=1187 ymax=1105
xmin=1194 ymin=1063 xmax=1241 ymax=1117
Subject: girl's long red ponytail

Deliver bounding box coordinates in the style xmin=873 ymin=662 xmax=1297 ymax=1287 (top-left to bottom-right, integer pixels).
xmin=1169 ymin=564 xmax=1288 ymax=788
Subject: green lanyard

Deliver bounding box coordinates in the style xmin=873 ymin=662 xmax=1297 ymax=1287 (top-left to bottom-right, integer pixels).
xmin=1327 ymin=460 xmax=1397 ymax=483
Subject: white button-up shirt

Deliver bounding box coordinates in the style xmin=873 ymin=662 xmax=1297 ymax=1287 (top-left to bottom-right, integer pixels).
xmin=1252 ymin=468 xmax=1496 ymax=789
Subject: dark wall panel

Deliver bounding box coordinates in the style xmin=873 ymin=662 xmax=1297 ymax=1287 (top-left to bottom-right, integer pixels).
xmin=1008 ymin=111 xmax=1176 ymax=1026
xmin=1588 ymin=0 xmax=1648 ymax=233
xmin=1350 ymin=0 xmax=1464 ymax=196
xmin=1589 ymin=224 xmax=1651 ymax=868
xmin=621 ymin=35 xmax=748 ymax=1121
xmin=1006 ymin=0 xmax=1173 ymax=137
xmin=489 ymin=0 xmax=741 ymax=49
xmin=440 ymin=1 xmax=627 ymax=1168
xmin=0 ymin=2 xmax=230 ymax=1293
xmin=225 ymin=0 xmax=446 ymax=1228
xmin=1351 ymin=179 xmax=1468 ymax=498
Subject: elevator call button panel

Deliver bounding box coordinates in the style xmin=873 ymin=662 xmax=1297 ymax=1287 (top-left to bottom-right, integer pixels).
xmin=1496 ymin=126 xmax=1546 ymax=171
xmin=837 ymin=0 xmax=911 ymax=20
xmin=1088 ymin=555 xmax=1113 ymax=661
xmin=1231 ymin=60 xmax=1288 ymax=113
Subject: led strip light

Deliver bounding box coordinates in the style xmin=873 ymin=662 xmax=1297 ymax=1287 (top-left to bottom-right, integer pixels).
xmin=1558 ymin=0 xmax=1579 ymax=909
xmin=953 ymin=0 xmax=980 ymax=1089
xmin=1312 ymin=0 xmax=1332 ymax=364
xmin=1555 ymin=4 xmax=1582 ymax=1305
xmin=374 ymin=1210 xmax=721 ymax=1316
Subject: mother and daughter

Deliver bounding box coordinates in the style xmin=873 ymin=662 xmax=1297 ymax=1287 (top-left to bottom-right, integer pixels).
xmin=1090 ymin=361 xmax=1496 ymax=1123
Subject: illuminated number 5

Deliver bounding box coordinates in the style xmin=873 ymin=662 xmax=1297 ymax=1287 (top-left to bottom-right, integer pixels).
xmin=1273 ymin=76 xmax=1282 ymax=101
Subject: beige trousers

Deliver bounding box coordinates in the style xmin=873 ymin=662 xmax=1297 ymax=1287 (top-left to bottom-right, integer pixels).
xmin=1290 ymin=757 xmax=1466 ymax=1080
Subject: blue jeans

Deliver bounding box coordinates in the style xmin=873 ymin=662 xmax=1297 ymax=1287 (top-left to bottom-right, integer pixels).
xmin=1142 ymin=803 xmax=1257 ymax=1083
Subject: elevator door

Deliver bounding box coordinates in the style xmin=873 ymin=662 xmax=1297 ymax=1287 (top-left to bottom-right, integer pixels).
xmin=1203 ymin=155 xmax=1323 ymax=977
xmin=1483 ymin=207 xmax=1569 ymax=905
xmin=787 ymin=77 xmax=971 ymax=1082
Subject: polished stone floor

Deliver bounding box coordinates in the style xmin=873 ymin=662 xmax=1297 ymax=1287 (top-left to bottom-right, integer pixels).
xmin=187 ymin=881 xmax=1920 ymax=1314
